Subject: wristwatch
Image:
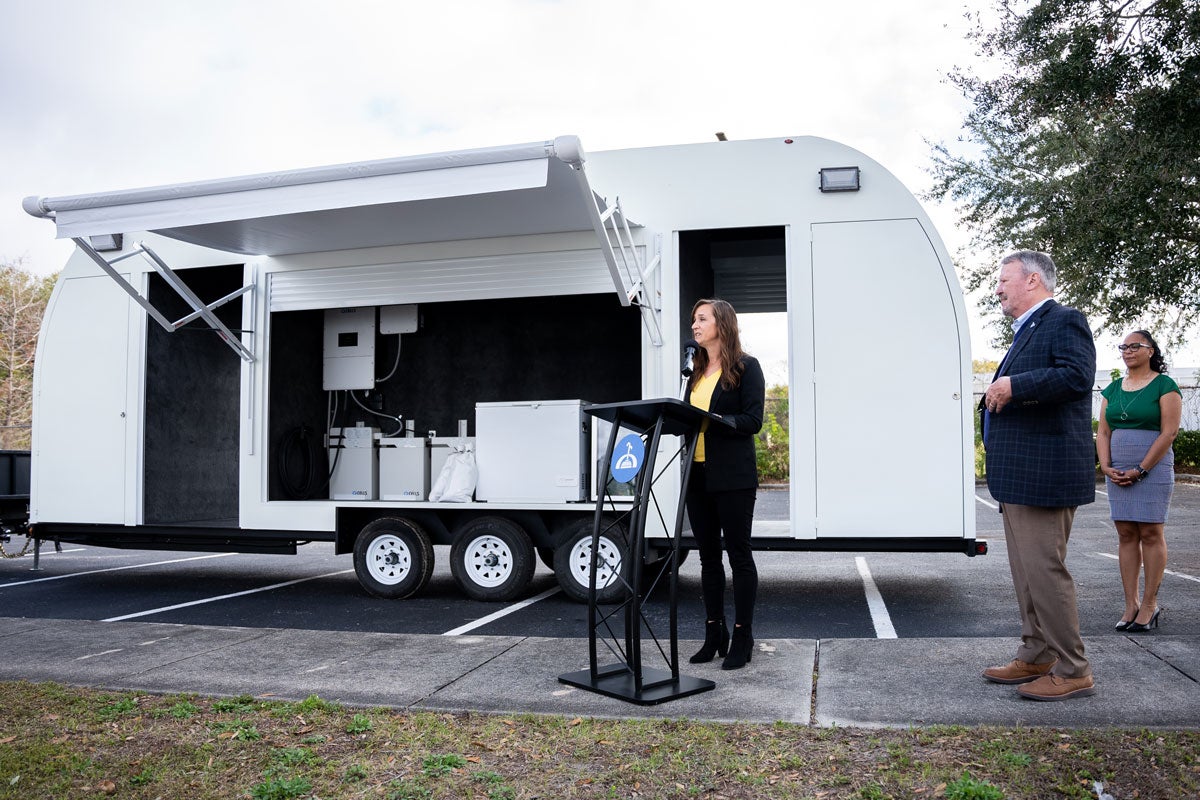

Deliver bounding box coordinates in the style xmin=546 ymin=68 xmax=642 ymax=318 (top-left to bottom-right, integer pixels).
xmin=1136 ymin=466 xmax=1149 ymax=481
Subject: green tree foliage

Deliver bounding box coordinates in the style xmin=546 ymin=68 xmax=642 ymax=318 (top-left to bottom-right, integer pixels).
xmin=755 ymin=384 xmax=789 ymax=482
xmin=929 ymin=0 xmax=1200 ymax=340
xmin=0 ymin=260 xmax=55 ymax=448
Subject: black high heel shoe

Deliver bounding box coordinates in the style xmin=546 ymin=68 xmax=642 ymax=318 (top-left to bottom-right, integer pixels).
xmin=1125 ymin=607 xmax=1162 ymax=633
xmin=1115 ymin=610 xmax=1138 ymax=631
xmin=721 ymin=624 xmax=754 ymax=670
xmin=690 ymin=618 xmax=729 ymax=663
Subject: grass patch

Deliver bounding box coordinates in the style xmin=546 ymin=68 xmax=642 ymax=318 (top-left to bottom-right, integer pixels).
xmin=345 ymin=712 xmax=373 ymax=734
xmin=0 ymin=681 xmax=1196 ymax=799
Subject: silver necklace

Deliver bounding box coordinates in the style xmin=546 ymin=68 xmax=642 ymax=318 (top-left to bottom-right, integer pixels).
xmin=1116 ymin=375 xmax=1155 ymax=421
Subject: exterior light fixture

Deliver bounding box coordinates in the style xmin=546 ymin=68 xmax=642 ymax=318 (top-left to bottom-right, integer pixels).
xmin=88 ymin=233 xmax=123 ymax=251
xmin=818 ymin=166 xmax=861 ymax=193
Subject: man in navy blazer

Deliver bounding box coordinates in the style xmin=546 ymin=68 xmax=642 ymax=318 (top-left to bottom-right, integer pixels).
xmin=980 ymin=250 xmax=1097 ymax=701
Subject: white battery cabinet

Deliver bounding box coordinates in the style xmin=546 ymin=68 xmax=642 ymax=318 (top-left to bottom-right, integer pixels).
xmin=475 ymin=400 xmax=590 ymax=503
xmin=378 ymin=437 xmax=430 ymax=501
xmin=328 ymin=426 xmax=379 ymax=500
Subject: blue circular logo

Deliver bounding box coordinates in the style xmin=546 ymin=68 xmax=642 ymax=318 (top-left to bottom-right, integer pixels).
xmin=610 ymin=434 xmax=645 ymax=484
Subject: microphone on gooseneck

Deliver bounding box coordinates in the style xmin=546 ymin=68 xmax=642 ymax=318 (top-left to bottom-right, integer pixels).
xmin=682 ymin=339 xmax=699 ymax=378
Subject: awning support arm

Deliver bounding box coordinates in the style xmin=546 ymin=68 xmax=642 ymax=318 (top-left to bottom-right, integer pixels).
xmin=72 ymin=237 xmax=255 ymax=363
xmin=577 ymin=177 xmax=663 ymax=347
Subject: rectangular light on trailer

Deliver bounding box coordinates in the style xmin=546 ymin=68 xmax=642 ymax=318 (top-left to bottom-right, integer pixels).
xmin=88 ymin=233 xmax=123 ymax=251
xmin=818 ymin=166 xmax=861 ymax=192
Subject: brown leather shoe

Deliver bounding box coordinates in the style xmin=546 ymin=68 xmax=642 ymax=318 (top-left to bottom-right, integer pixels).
xmin=982 ymin=658 xmax=1057 ymax=684
xmin=1018 ymin=673 xmax=1095 ymax=701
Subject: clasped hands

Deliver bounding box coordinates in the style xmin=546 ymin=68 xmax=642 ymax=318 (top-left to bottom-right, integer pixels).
xmin=1104 ymin=466 xmax=1140 ymax=487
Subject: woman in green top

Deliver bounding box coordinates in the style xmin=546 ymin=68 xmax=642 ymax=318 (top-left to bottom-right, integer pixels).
xmin=1096 ymin=330 xmax=1182 ymax=633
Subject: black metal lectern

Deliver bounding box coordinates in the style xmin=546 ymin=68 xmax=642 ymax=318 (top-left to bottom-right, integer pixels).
xmin=558 ymin=398 xmax=732 ymax=704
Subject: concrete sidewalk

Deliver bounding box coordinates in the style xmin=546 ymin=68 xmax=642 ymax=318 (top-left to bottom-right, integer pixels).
xmin=1 ymin=616 xmax=1196 ymax=728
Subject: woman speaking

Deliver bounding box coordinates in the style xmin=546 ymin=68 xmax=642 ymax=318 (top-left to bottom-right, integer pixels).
xmin=684 ymin=298 xmax=765 ymax=670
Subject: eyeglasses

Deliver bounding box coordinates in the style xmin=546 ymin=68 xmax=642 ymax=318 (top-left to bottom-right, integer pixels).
xmin=1117 ymin=343 xmax=1152 ymax=352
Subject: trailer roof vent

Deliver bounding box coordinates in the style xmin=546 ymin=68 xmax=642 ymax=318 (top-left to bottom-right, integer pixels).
xmin=818 ymin=166 xmax=861 ymax=193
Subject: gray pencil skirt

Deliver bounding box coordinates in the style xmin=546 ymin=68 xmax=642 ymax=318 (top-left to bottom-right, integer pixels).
xmin=1106 ymin=427 xmax=1174 ymax=524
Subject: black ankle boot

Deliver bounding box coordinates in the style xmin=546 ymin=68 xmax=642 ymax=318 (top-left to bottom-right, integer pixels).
xmin=689 ymin=618 xmax=729 ymax=663
xmin=721 ymin=624 xmax=753 ymax=670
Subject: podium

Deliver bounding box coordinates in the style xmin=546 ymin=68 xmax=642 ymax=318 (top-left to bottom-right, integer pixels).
xmin=558 ymin=398 xmax=732 ymax=704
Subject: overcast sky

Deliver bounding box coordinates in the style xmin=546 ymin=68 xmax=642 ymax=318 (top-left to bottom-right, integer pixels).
xmin=1 ymin=0 xmax=1192 ymax=371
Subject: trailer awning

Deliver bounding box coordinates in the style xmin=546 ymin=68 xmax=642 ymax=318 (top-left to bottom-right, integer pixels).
xmin=23 ymin=137 xmax=612 ymax=255
xmin=25 ymin=135 xmax=663 ymax=347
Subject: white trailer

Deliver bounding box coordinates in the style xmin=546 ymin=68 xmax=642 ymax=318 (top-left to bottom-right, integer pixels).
xmin=22 ymin=135 xmax=981 ymax=603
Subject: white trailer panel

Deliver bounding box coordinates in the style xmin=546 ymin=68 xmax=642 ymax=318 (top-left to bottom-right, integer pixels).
xmin=24 ymin=134 xmax=981 ymax=603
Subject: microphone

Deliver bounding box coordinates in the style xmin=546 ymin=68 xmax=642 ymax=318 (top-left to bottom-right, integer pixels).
xmin=681 ymin=339 xmax=699 ymax=378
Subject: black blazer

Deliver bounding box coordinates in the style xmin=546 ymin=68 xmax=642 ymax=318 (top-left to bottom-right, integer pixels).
xmin=695 ymin=355 xmax=766 ymax=492
xmin=981 ymin=300 xmax=1096 ymax=507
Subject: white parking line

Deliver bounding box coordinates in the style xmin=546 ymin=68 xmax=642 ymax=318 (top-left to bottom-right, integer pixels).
xmin=76 ymin=648 xmax=124 ymax=661
xmin=975 ymin=494 xmax=998 ymax=509
xmin=855 ymin=557 xmax=897 ymax=639
xmin=1093 ymin=552 xmax=1200 ymax=584
xmin=103 ymin=569 xmax=354 ymax=621
xmin=443 ymin=586 xmax=562 ymax=636
xmin=0 ymin=552 xmax=238 ymax=588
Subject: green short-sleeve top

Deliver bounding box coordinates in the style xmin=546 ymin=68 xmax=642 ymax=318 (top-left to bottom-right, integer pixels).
xmin=1101 ymin=373 xmax=1181 ymax=431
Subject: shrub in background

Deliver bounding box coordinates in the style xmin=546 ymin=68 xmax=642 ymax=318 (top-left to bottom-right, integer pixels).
xmin=1175 ymin=430 xmax=1200 ymax=471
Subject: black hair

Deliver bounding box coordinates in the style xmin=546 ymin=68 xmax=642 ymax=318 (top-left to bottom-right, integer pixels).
xmin=1131 ymin=329 xmax=1168 ymax=374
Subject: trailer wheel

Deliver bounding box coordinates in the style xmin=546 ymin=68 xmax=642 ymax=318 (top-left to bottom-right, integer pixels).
xmin=353 ymin=517 xmax=434 ymax=599
xmin=553 ymin=518 xmax=629 ymax=604
xmin=450 ymin=516 xmax=535 ymax=602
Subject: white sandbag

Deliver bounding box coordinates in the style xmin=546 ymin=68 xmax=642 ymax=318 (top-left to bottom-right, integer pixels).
xmin=428 ymin=447 xmax=477 ymax=502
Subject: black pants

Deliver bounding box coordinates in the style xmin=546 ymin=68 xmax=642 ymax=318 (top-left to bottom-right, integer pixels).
xmin=685 ymin=462 xmax=758 ymax=627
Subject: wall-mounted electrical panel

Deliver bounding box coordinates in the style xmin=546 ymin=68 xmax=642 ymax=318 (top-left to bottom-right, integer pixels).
xmin=323 ymin=307 xmax=376 ymax=390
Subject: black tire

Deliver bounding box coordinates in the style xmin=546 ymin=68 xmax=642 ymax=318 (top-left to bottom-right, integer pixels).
xmin=450 ymin=516 xmax=536 ymax=602
xmin=646 ymin=545 xmax=690 ymax=569
xmin=352 ymin=517 xmax=434 ymax=599
xmin=641 ymin=546 xmax=690 ymax=594
xmin=553 ymin=517 xmax=629 ymax=604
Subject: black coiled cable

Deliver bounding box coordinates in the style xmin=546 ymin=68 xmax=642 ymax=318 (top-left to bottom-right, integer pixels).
xmin=277 ymin=425 xmax=321 ymax=499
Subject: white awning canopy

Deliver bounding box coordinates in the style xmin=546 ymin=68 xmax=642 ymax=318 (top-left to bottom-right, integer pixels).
xmin=23 ymin=136 xmax=612 ymax=256
xmin=24 ymin=135 xmax=663 ymax=348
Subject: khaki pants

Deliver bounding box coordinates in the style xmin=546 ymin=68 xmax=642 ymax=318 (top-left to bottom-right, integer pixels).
xmin=1000 ymin=503 xmax=1091 ymax=678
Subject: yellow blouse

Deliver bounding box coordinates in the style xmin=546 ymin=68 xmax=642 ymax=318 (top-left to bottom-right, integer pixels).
xmin=689 ymin=369 xmax=721 ymax=462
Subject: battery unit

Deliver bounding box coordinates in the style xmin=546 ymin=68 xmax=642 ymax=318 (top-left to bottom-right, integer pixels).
xmin=328 ymin=425 xmax=379 ymax=500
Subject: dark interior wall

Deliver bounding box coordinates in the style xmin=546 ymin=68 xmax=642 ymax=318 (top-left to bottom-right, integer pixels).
xmin=268 ymin=293 xmax=642 ymax=500
xmin=268 ymin=310 xmax=328 ymax=500
xmin=678 ymin=230 xmax=716 ymax=344
xmin=144 ymin=265 xmax=243 ymax=523
xmin=678 ymin=226 xmax=787 ymax=335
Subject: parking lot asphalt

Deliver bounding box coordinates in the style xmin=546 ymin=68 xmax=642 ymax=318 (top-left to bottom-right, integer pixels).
xmin=2 ymin=482 xmax=1198 ymax=728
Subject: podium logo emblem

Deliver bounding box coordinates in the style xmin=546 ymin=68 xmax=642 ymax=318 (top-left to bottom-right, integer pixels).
xmin=610 ymin=434 xmax=644 ymax=483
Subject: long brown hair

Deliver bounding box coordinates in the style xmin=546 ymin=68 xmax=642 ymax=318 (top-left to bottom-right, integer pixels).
xmin=688 ymin=298 xmax=747 ymax=391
